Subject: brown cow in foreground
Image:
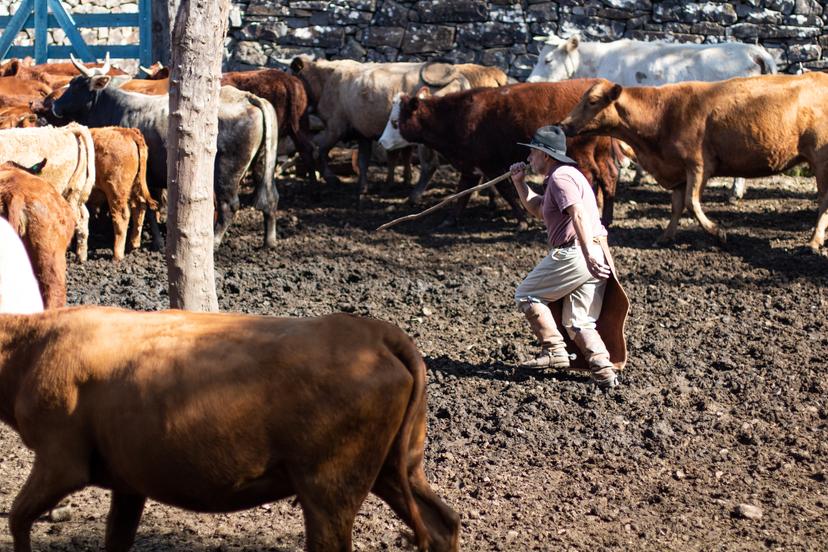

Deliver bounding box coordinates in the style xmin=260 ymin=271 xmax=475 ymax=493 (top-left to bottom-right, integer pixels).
xmin=0 ymin=307 xmax=459 ymax=552
xmin=88 ymin=127 xmax=158 ymax=260
xmin=560 ymin=74 xmax=828 ymax=253
xmin=0 ymin=161 xmax=74 ymax=308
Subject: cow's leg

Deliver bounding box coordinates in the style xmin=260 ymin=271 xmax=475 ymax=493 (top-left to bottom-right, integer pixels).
xmin=373 ymin=467 xmax=459 ymax=552
xmin=807 ymin=165 xmax=828 ymax=253
xmin=75 ymin=204 xmax=90 ymax=263
xmin=10 ymin=455 xmax=87 ymax=552
xmin=110 ymin=202 xmax=131 ymax=262
xmin=356 ymin=138 xmax=372 ymax=206
xmin=599 ymin=154 xmax=619 ymax=227
xmin=213 ymin=197 xmax=238 ymax=250
xmin=104 ymin=492 xmax=146 ymax=552
xmin=684 ymin=166 xmax=724 ymax=243
xmin=729 ymin=177 xmax=747 ymax=201
xmin=437 ymin=172 xmax=480 ymax=229
xmin=655 ymin=185 xmax=686 ymax=245
xmin=401 ymin=147 xmax=413 ymax=188
xmin=409 ymin=146 xmax=439 ymax=204
xmin=313 ymin=128 xmax=344 ymax=187
xmin=128 ymin=203 xmax=147 ymax=252
xmin=494 ymin=179 xmax=528 ymax=231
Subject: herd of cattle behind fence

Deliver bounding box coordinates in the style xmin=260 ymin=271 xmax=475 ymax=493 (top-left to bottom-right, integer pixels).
xmin=0 ymin=31 xmax=827 ymax=551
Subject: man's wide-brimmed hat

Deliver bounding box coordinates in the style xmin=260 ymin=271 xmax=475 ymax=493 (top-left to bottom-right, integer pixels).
xmin=518 ymin=125 xmax=577 ymax=165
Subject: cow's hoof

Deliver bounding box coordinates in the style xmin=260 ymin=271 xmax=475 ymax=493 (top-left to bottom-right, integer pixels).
xmin=653 ymin=237 xmax=675 ymax=248
xmin=49 ymin=505 xmax=72 ymax=523
xmin=517 ymin=220 xmax=529 ymax=232
xmin=325 ymin=175 xmax=341 ymax=187
xmin=716 ymin=229 xmax=727 ymax=244
xmin=264 ymin=239 xmax=278 ymax=249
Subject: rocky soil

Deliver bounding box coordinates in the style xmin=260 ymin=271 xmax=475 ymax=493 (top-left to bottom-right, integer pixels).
xmin=0 ymin=163 xmax=826 ymax=551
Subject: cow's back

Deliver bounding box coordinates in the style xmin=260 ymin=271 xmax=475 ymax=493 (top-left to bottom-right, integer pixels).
xmin=0 ymin=127 xmax=86 ymax=197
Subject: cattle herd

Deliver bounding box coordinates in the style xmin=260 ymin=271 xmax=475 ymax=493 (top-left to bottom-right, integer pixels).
xmin=0 ymin=31 xmax=826 ymax=551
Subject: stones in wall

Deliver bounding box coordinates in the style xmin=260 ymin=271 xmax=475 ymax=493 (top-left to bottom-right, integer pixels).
xmin=229 ymin=0 xmax=828 ymax=77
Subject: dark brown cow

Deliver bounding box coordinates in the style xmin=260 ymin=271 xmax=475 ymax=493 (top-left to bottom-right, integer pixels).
xmin=560 ymin=75 xmax=828 ymax=252
xmin=381 ymin=81 xmax=619 ymax=228
xmin=0 ymin=307 xmax=460 ymax=552
xmin=0 ymin=160 xmax=74 ymax=308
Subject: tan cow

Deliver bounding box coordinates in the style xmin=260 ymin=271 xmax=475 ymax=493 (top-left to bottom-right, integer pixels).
xmin=88 ymin=127 xmax=157 ymax=260
xmin=0 ymin=160 xmax=74 ymax=308
xmin=0 ymin=76 xmax=51 ymax=107
xmin=0 ymin=124 xmax=96 ymax=261
xmin=290 ymin=55 xmax=507 ymax=202
xmin=0 ymin=106 xmax=38 ymax=128
xmin=560 ymin=74 xmax=828 ymax=253
xmin=0 ymin=307 xmax=460 ymax=552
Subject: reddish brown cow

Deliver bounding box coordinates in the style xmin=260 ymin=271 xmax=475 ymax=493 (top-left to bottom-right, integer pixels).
xmin=88 ymin=127 xmax=158 ymax=260
xmin=0 ymin=76 xmax=51 ymax=107
xmin=560 ymin=74 xmax=828 ymax=252
xmin=0 ymin=58 xmax=126 ymax=89
xmin=0 ymin=106 xmax=38 ymax=128
xmin=384 ymin=81 xmax=619 ymax=228
xmin=0 ymin=307 xmax=460 ymax=552
xmin=0 ymin=160 xmax=74 ymax=308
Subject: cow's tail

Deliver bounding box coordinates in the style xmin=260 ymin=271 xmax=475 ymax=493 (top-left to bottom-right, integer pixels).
xmin=131 ymin=129 xmax=158 ymax=211
xmin=65 ymin=123 xmax=96 ymax=217
xmin=246 ymin=93 xmax=279 ymax=213
xmin=387 ymin=327 xmax=432 ymax=551
xmin=754 ymin=49 xmax=777 ymax=75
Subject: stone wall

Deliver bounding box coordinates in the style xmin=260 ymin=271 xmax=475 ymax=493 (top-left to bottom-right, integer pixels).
xmin=226 ymin=0 xmax=828 ymax=78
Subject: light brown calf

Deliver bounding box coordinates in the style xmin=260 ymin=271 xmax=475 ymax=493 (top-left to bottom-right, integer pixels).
xmin=0 ymin=307 xmax=460 ymax=552
xmin=560 ymin=73 xmax=828 ymax=253
xmin=0 ymin=161 xmax=74 ymax=308
xmin=88 ymin=127 xmax=157 ymax=260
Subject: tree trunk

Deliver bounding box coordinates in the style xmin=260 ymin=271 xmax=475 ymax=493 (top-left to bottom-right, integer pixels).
xmin=165 ymin=0 xmax=229 ymax=311
xmin=151 ymin=0 xmax=180 ymax=67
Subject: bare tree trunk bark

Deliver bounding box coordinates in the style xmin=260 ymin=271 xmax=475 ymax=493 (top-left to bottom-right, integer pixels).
xmin=151 ymin=0 xmax=180 ymax=67
xmin=165 ymin=0 xmax=229 ymax=311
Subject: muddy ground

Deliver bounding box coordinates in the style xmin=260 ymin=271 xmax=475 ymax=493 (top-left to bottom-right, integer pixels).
xmin=0 ymin=160 xmax=826 ymax=551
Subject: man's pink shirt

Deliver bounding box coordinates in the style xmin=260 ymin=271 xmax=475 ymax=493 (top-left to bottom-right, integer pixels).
xmin=539 ymin=164 xmax=607 ymax=248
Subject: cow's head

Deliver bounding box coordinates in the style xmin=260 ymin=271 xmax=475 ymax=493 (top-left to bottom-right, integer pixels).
xmin=560 ymin=79 xmax=623 ymax=137
xmin=389 ymin=87 xmax=433 ymax=147
xmin=379 ymin=92 xmax=412 ymax=151
xmin=50 ymin=54 xmax=112 ymax=120
xmin=527 ymin=34 xmax=581 ymax=83
xmin=289 ymin=54 xmax=323 ymax=106
xmin=139 ymin=62 xmax=169 ymax=80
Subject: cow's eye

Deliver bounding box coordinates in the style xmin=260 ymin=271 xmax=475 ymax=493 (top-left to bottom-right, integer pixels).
xmin=391 ymin=119 xmax=398 ymax=129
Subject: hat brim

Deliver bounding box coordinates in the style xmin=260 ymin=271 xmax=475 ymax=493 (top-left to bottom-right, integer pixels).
xmin=518 ymin=142 xmax=578 ymax=165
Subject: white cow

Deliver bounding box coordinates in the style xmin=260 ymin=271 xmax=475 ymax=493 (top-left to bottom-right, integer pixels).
xmin=528 ymin=34 xmax=778 ymax=199
xmin=0 ymin=216 xmax=44 ymax=314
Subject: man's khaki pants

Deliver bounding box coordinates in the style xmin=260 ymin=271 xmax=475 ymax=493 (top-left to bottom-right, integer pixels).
xmin=515 ymin=241 xmax=609 ymax=360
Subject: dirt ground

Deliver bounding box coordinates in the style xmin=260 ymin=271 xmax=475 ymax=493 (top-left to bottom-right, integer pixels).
xmin=1 ymin=161 xmax=826 ymax=551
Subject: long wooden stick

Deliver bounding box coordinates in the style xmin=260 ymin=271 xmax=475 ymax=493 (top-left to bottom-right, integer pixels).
xmin=376 ymin=171 xmax=513 ymax=231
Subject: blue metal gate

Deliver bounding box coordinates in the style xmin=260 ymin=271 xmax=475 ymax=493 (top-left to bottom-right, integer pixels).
xmin=0 ymin=0 xmax=151 ymax=64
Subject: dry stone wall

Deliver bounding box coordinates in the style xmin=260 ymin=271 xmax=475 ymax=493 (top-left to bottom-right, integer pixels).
xmin=227 ymin=0 xmax=828 ymax=78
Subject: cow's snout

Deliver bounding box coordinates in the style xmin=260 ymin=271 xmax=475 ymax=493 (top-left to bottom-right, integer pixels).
xmin=560 ymin=121 xmax=575 ymax=136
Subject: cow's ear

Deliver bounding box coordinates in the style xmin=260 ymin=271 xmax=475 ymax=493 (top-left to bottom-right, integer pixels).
xmin=566 ymin=35 xmax=580 ymax=52
xmin=608 ymin=83 xmax=622 ymax=101
xmin=8 ymin=59 xmax=20 ymax=75
xmin=90 ymin=75 xmax=111 ymax=90
xmin=290 ymin=57 xmax=304 ymax=74
xmin=415 ymin=86 xmax=431 ymax=100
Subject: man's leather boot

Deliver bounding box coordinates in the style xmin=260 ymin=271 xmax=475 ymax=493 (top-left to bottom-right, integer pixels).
xmin=572 ymin=328 xmax=619 ymax=389
xmin=520 ymin=303 xmax=572 ymax=369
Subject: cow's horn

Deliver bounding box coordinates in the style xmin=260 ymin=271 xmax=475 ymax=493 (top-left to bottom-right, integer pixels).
xmin=70 ymin=53 xmax=94 ymax=77
xmin=139 ymin=65 xmax=152 ymax=75
xmin=100 ymin=52 xmax=111 ymax=75
xmin=532 ymin=35 xmax=550 ymax=42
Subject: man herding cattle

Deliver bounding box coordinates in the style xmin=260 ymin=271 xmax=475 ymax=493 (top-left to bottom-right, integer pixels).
xmin=510 ymin=126 xmax=626 ymax=390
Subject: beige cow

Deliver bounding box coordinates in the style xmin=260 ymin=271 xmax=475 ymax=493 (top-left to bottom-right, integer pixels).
xmin=0 ymin=124 xmax=95 ymax=260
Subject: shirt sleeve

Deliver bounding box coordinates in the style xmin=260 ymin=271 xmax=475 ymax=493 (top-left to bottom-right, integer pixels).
xmin=550 ymin=172 xmax=584 ymax=212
